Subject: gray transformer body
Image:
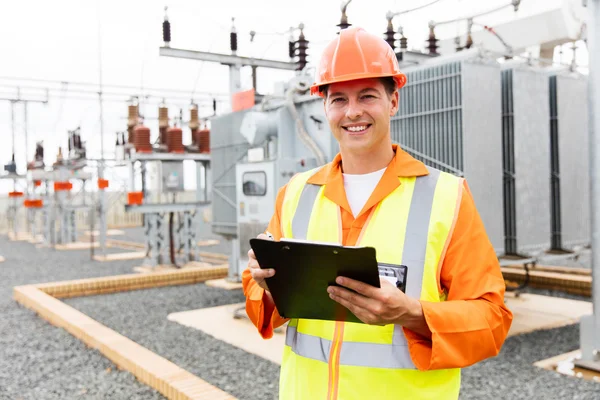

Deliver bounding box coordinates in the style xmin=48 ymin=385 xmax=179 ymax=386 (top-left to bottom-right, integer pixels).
xmin=392 ymin=58 xmax=505 ymax=254
xmin=501 ymin=66 xmax=552 ymax=255
xmin=551 ymin=73 xmax=590 ymax=250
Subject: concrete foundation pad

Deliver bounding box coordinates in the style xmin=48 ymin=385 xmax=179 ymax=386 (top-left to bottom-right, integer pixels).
xmin=204 ymin=278 xmax=243 ymax=290
xmin=8 ymin=232 xmax=33 ymax=241
xmin=534 ymin=350 xmax=600 ymax=382
xmin=133 ymin=261 xmax=227 ymax=274
xmin=83 ymin=229 xmax=125 ymax=237
xmin=55 ymin=242 xmax=100 ymax=250
xmin=93 ymin=251 xmax=146 ymax=262
xmin=197 ymin=239 xmax=220 ymax=247
xmin=168 ymin=303 xmax=286 ymax=365
xmin=505 ymin=293 xmax=592 ymax=336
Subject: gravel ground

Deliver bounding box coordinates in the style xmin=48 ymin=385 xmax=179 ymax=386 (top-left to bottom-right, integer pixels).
xmin=0 ymin=232 xmax=165 ymax=400
xmin=2 ymin=224 xmax=599 ymax=400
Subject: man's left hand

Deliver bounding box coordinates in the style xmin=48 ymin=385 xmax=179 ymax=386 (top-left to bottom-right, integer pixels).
xmin=327 ymin=276 xmax=422 ymax=327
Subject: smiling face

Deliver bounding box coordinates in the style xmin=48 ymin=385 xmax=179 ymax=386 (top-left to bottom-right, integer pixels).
xmin=323 ymin=78 xmax=399 ymax=158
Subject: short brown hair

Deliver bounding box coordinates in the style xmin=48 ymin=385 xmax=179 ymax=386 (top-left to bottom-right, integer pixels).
xmin=319 ymin=77 xmax=397 ymax=98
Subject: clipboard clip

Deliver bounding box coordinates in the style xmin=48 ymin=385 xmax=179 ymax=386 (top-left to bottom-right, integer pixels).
xmin=377 ymin=263 xmax=407 ymax=292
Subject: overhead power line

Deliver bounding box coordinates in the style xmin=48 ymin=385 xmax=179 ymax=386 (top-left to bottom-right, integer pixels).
xmin=0 ymin=76 xmax=229 ymax=99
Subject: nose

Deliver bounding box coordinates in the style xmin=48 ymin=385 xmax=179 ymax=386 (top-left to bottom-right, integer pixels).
xmin=345 ymin=98 xmax=363 ymax=120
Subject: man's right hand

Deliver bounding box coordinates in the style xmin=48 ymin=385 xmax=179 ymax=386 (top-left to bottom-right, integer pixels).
xmin=248 ymin=233 xmax=275 ymax=292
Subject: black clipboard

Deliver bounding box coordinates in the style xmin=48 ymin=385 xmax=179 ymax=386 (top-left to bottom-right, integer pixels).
xmin=249 ymin=238 xmax=380 ymax=324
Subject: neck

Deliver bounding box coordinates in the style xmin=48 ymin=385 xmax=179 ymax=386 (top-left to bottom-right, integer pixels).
xmin=340 ymin=140 xmax=394 ymax=175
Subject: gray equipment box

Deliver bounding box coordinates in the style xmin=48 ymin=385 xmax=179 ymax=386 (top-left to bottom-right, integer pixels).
xmin=161 ymin=161 xmax=184 ymax=192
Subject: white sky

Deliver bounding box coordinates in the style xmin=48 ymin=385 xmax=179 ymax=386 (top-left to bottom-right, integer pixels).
xmin=0 ymin=0 xmax=590 ymax=192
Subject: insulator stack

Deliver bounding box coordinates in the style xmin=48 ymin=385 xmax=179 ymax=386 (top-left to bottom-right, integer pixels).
xmin=159 ymin=106 xmax=169 ymax=145
xmin=133 ymin=125 xmax=152 ymax=153
xmin=167 ymin=127 xmax=184 ymax=153
xmin=190 ymin=106 xmax=199 ymax=148
xmin=426 ymin=26 xmax=439 ymax=55
xmin=230 ymin=18 xmax=238 ymax=53
xmin=189 ymin=106 xmax=199 ymax=130
xmin=163 ymin=20 xmax=171 ymax=44
xmin=163 ymin=7 xmax=171 ymax=46
xmin=296 ymin=25 xmax=308 ymax=71
xmin=399 ymin=31 xmax=408 ymax=52
xmin=196 ymin=128 xmax=210 ymax=153
xmin=128 ymin=104 xmax=139 ymax=143
xmin=384 ymin=20 xmax=395 ymax=50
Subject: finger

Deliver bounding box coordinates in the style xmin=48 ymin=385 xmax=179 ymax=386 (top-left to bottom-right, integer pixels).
xmin=327 ymin=285 xmax=373 ymax=310
xmin=248 ymin=248 xmax=256 ymax=260
xmin=335 ymin=276 xmax=379 ymax=299
xmin=329 ymin=292 xmax=376 ymax=324
xmin=257 ymin=233 xmax=271 ymax=240
xmin=250 ymin=264 xmax=275 ymax=278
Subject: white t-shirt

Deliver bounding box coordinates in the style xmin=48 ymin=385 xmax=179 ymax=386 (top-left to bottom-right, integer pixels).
xmin=342 ymin=167 xmax=387 ymax=217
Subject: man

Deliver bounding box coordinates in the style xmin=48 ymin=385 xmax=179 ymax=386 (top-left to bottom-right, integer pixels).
xmin=242 ymin=27 xmax=512 ymax=400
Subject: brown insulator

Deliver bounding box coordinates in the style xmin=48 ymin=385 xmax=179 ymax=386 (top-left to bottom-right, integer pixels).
xmin=128 ymin=104 xmax=139 ymax=144
xmin=128 ymin=105 xmax=139 ymax=127
xmin=159 ymin=106 xmax=169 ymax=128
xmin=197 ymin=128 xmax=210 ymax=153
xmin=167 ymin=127 xmax=184 ymax=153
xmin=158 ymin=106 xmax=169 ymax=145
xmin=189 ymin=106 xmax=199 ymax=130
xmin=133 ymin=125 xmax=152 ymax=153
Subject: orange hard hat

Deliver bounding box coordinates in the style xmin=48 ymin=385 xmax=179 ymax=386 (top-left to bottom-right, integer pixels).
xmin=310 ymin=27 xmax=407 ymax=97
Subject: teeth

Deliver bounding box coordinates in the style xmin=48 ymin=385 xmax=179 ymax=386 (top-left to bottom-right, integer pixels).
xmin=346 ymin=125 xmax=367 ymax=132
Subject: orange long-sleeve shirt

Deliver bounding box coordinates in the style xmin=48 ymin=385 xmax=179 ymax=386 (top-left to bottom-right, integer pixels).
xmin=242 ymin=144 xmax=513 ymax=371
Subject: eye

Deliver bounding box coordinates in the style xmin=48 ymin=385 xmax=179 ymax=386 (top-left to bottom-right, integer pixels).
xmin=361 ymin=94 xmax=376 ymax=100
xmin=331 ymin=97 xmax=345 ymax=103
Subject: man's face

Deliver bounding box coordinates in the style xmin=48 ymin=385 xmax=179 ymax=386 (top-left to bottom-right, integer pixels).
xmin=323 ymin=78 xmax=399 ymax=154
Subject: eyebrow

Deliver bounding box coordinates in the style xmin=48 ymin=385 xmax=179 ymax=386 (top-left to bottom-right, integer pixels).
xmin=328 ymin=88 xmax=380 ymax=98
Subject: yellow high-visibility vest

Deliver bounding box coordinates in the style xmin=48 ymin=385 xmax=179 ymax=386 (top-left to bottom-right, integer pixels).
xmin=278 ymin=165 xmax=463 ymax=400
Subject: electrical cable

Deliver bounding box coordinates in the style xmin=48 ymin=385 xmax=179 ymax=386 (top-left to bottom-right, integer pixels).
xmin=471 ymin=21 xmax=512 ymax=53
xmin=387 ymin=0 xmax=444 ymax=18
xmin=285 ymin=79 xmax=326 ymax=166
xmin=0 ymin=76 xmax=228 ymax=98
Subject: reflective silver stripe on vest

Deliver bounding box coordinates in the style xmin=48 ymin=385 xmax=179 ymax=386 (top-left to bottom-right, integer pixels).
xmin=392 ymin=167 xmax=440 ymax=358
xmin=286 ymin=325 xmax=415 ymax=369
xmin=286 ymin=325 xmax=331 ymax=363
xmin=287 ymin=167 xmax=442 ymax=369
xmin=291 ymin=183 xmax=322 ymax=240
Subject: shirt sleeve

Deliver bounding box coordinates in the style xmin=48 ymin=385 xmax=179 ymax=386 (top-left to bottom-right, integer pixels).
xmin=404 ymin=180 xmax=513 ymax=371
xmin=242 ymin=184 xmax=290 ymax=339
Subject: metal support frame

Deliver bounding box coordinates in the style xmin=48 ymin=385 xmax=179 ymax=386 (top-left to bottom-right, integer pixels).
xmin=576 ymin=0 xmax=600 ymax=373
xmin=143 ymin=213 xmax=164 ymax=267
xmin=159 ymin=47 xmax=298 ymax=71
xmin=139 ymin=210 xmax=200 ymax=267
xmin=125 ymin=154 xmax=210 ymax=267
xmin=159 ymin=46 xmax=299 ymax=109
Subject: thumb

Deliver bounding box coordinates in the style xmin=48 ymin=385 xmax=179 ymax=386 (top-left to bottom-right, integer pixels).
xmin=257 ymin=232 xmax=274 ymax=241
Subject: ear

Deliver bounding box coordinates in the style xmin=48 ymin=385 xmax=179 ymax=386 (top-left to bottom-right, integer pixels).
xmin=390 ymin=90 xmax=399 ymax=116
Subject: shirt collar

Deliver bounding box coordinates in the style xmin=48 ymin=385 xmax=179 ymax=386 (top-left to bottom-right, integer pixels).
xmin=307 ymin=144 xmax=429 ymax=185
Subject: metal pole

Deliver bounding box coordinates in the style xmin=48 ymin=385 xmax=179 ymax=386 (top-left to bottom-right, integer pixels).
xmin=577 ymin=0 xmax=600 ymax=371
xmin=24 ymin=102 xmax=28 ymax=176
xmin=229 ymin=64 xmax=242 ymax=108
xmin=10 ymin=101 xmax=15 ymax=167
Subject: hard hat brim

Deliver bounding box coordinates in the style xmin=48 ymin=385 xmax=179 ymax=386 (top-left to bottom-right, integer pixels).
xmin=310 ymin=73 xmax=408 ymax=97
